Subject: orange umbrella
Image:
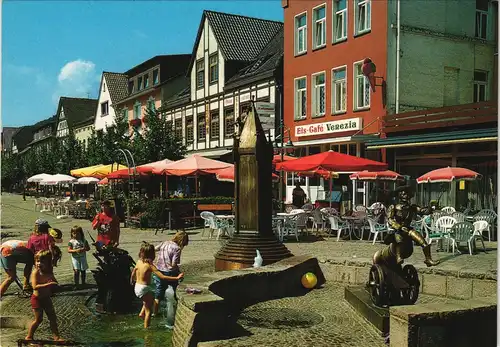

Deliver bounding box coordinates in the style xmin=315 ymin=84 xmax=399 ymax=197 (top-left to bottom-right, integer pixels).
xmin=107 ymin=168 xmax=149 ymax=179
xmin=152 ymin=155 xmax=232 ymax=176
xmin=97 ymin=178 xmax=109 ymax=185
xmin=137 ymin=159 xmax=173 ymax=174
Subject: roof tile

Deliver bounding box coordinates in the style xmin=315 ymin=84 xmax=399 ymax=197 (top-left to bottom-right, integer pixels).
xmin=103 ymin=72 xmax=129 ymax=105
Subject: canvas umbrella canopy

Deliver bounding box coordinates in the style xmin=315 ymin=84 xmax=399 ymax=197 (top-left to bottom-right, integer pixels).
xmin=136 ymin=159 xmax=173 ymax=174
xmin=40 ymin=174 xmax=77 ymax=185
xmin=152 ymin=155 xmax=232 ymax=176
xmin=275 ymin=150 xmax=387 ymax=173
xmin=214 ymin=165 xmax=280 ymax=183
xmin=272 ymin=154 xmax=297 ymax=164
xmin=350 ymin=170 xmax=405 ymax=181
xmin=417 ymin=167 xmax=482 ymax=184
xmin=70 ymin=165 xmax=106 ymax=178
xmin=89 ymin=164 xmax=128 ymax=178
xmin=77 ymin=177 xmax=100 ymax=184
xmin=107 ymin=168 xmax=149 ymax=179
xmin=98 ymin=178 xmax=109 ymax=185
xmin=27 ymin=173 xmax=53 ymax=183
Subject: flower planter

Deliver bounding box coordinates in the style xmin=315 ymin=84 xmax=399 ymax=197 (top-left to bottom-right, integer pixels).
xmin=129 ymin=118 xmax=141 ymax=127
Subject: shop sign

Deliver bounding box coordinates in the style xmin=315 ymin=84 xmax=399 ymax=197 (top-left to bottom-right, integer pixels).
xmin=295 ymin=118 xmax=362 ymax=137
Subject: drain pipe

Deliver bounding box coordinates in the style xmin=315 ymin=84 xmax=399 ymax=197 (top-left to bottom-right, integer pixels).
xmin=395 ymin=0 xmax=401 ymax=114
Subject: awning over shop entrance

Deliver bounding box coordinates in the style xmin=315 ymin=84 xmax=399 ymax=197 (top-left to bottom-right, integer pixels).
xmin=365 ymin=128 xmax=497 ymax=150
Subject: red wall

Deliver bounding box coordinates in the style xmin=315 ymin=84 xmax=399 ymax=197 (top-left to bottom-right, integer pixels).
xmin=283 ymin=0 xmax=388 ymax=143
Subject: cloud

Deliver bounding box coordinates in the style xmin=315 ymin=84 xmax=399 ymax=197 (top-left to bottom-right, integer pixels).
xmin=53 ymin=59 xmax=99 ymax=103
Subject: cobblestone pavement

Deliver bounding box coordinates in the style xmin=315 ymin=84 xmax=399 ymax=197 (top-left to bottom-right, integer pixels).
xmin=1 ymin=194 xmax=497 ymax=346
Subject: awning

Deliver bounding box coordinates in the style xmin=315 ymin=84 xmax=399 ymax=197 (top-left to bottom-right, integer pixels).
xmin=366 ymin=128 xmax=497 ymax=150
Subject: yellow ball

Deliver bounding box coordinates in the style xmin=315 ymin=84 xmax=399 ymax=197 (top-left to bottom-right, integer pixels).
xmin=301 ymin=272 xmax=318 ymax=289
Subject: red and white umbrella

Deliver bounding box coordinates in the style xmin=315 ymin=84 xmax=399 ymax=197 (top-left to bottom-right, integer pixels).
xmin=350 ymin=170 xmax=405 ymax=181
xmin=417 ymin=167 xmax=482 ymax=184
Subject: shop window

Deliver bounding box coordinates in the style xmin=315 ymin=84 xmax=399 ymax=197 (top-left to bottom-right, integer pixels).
xmin=349 ymin=144 xmax=357 ymax=156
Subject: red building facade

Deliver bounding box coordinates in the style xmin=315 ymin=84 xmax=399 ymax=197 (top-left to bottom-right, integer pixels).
xmin=282 ymin=0 xmax=387 ymax=159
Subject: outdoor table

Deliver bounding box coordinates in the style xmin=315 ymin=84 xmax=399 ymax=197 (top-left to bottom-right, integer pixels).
xmin=341 ymin=215 xmax=367 ymax=240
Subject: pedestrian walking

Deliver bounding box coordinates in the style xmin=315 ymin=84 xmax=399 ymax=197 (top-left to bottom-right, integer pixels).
xmin=0 ymin=239 xmax=34 ymax=296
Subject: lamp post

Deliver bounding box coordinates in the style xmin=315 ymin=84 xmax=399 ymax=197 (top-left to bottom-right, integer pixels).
xmin=113 ymin=147 xmax=137 ymax=227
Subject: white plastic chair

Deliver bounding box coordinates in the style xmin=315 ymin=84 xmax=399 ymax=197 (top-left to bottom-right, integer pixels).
xmin=283 ymin=213 xmax=308 ymax=241
xmin=301 ymin=203 xmax=314 ymax=213
xmin=311 ymin=209 xmax=326 ymax=233
xmin=473 ymin=211 xmax=496 ymax=241
xmin=354 ymin=205 xmax=367 ymax=213
xmin=434 ymin=216 xmax=458 ymax=252
xmin=320 ymin=207 xmax=338 ymax=216
xmin=473 ymin=220 xmax=490 ymax=241
xmin=34 ymin=198 xmax=42 ymax=212
xmin=328 ymin=216 xmax=352 ymax=242
xmin=200 ymin=211 xmax=215 ymax=238
xmin=451 ymin=211 xmax=466 ymax=223
xmin=450 ymin=222 xmax=485 ymax=255
xmin=367 ymin=218 xmax=388 ymax=245
xmin=441 ymin=206 xmax=456 ymax=214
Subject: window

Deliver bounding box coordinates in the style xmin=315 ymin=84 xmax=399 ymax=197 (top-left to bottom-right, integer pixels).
xmin=210 ymin=112 xmax=219 ymax=140
xmin=312 ymin=72 xmax=326 ymax=117
xmin=186 ymin=116 xmax=194 ymax=143
xmin=103 ymin=83 xmax=106 ymax=92
xmin=294 ymin=13 xmax=307 ymax=55
xmin=240 ymin=102 xmax=251 ymax=117
xmin=354 ymin=62 xmax=370 ymax=109
xmin=332 ymin=66 xmax=347 ymax=114
xmin=196 ymin=59 xmax=204 ymax=89
xmin=153 ymin=69 xmax=159 ymax=85
xmin=224 ymin=109 xmax=235 ymax=138
xmin=128 ymin=80 xmax=134 ymax=94
xmin=138 ymin=76 xmax=143 ymax=91
xmin=294 ymin=77 xmax=307 ymax=120
xmin=144 ymin=74 xmax=149 ymax=89
xmin=209 ymin=54 xmax=218 ymax=84
xmin=197 ymin=115 xmax=206 ymax=141
xmin=175 ymin=118 xmax=183 ymax=139
xmin=134 ymin=102 xmax=142 ymax=119
xmin=147 ymin=98 xmax=155 ymax=112
xmin=100 ymin=101 xmax=109 ymax=116
xmin=354 ymin=0 xmax=371 ymax=35
xmin=312 ymin=5 xmax=326 ymax=49
xmin=473 ymin=70 xmax=488 ymax=102
xmin=333 ymin=0 xmax=347 ymax=42
xmin=475 ymin=0 xmax=488 ymax=39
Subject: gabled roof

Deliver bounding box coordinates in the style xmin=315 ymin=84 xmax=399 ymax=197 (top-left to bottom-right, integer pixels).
xmin=225 ymin=27 xmax=284 ymax=90
xmin=11 ymin=126 xmax=33 ymax=152
xmin=103 ymin=72 xmax=129 ymax=105
xmin=56 ymin=97 xmax=98 ymax=128
xmin=32 ymin=115 xmax=57 ymax=132
xmin=187 ymin=10 xmax=283 ymax=75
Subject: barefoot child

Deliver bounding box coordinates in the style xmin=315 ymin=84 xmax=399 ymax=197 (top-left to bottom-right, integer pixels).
xmin=130 ymin=242 xmax=183 ymax=328
xmin=67 ymin=226 xmax=90 ymax=288
xmin=26 ymin=250 xmax=64 ymax=342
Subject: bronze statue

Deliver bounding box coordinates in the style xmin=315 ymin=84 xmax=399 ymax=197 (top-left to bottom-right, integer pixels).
xmin=368 ymin=185 xmax=437 ymax=307
xmin=373 ymin=186 xmax=439 ymax=268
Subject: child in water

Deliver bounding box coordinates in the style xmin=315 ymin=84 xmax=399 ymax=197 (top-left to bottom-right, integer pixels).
xmin=130 ymin=242 xmax=183 ymax=328
xmin=25 ymin=250 xmax=64 ymax=342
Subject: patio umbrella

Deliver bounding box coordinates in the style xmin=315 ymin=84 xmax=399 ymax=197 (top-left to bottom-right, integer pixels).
xmin=350 ymin=170 xmax=405 ymax=181
xmin=39 ymin=174 xmax=77 ymax=185
xmin=136 ymin=159 xmax=173 ymax=174
xmin=416 ymin=167 xmax=482 ymax=184
xmin=27 ymin=173 xmax=53 ymax=183
xmin=215 ymin=165 xmax=280 ymax=183
xmin=89 ymin=163 xmax=128 ymax=178
xmin=70 ymin=164 xmax=105 ymax=178
xmin=77 ymin=177 xmax=100 ymax=184
xmin=153 ymin=155 xmax=232 ymax=176
xmin=98 ymin=178 xmax=109 ymax=185
xmin=272 ymin=154 xmax=297 ymax=164
xmin=107 ymin=168 xmax=149 ymax=179
xmin=275 ymin=150 xmax=387 ymax=173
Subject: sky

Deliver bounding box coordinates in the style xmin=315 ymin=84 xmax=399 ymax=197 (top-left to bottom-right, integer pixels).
xmin=1 ymin=0 xmax=284 ymax=128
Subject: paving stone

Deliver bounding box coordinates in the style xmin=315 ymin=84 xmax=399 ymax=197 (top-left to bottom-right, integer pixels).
xmin=446 ymin=277 xmax=473 ymax=300
xmin=472 ymin=279 xmax=497 ymax=298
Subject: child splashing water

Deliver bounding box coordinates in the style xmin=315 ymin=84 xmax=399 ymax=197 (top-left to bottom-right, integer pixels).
xmin=130 ymin=242 xmax=183 ymax=328
xmin=67 ymin=226 xmax=90 ymax=289
xmin=26 ymin=250 xmax=64 ymax=342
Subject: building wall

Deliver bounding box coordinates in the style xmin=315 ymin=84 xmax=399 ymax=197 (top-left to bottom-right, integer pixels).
xmin=386 ymin=0 xmax=498 ymax=114
xmin=123 ymin=90 xmax=162 ymax=134
xmin=94 ymin=75 xmax=118 ymax=131
xmin=74 ymin=124 xmax=94 ymax=150
xmin=283 ymin=0 xmax=388 ymax=144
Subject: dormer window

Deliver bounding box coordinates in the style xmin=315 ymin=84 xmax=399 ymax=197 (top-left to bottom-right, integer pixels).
xmin=153 ymin=69 xmax=159 ymax=85
xmin=209 ymin=54 xmax=218 ymax=84
xmin=196 ymin=59 xmax=205 ymax=89
xmin=144 ymin=74 xmax=149 ymax=89
xmin=138 ymin=76 xmax=143 ymax=91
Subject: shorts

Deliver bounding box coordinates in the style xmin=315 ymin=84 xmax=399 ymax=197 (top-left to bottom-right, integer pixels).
xmin=31 ymin=295 xmax=53 ymax=310
xmin=134 ymin=283 xmax=155 ymax=299
xmin=0 ymin=252 xmax=33 ymax=271
xmin=153 ymin=268 xmax=180 ymax=300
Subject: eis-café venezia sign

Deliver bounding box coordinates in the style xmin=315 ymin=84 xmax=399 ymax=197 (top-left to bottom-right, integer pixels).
xmin=295 ymin=118 xmax=362 ymax=137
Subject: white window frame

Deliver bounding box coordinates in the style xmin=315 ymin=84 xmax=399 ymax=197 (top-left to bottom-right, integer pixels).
xmin=100 ymin=101 xmax=109 ymax=116
xmin=475 ymin=9 xmax=488 ymax=39
xmin=294 ymin=11 xmax=308 ymax=55
xmin=473 ymin=70 xmax=488 ymax=102
xmin=332 ymin=0 xmax=348 ymax=43
xmin=353 ymin=60 xmax=370 ymax=110
xmin=332 ymin=65 xmax=347 ymax=114
xmin=311 ymin=71 xmax=326 ymax=118
xmin=294 ymin=76 xmax=307 ymax=120
xmin=354 ymin=0 xmax=371 ymax=36
xmin=312 ymin=4 xmax=326 ymax=49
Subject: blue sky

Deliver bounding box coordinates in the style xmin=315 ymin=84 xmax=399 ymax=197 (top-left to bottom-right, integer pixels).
xmin=2 ymin=1 xmax=284 ymax=128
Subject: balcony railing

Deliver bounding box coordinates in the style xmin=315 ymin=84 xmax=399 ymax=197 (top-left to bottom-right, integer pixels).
xmin=383 ymin=101 xmax=498 ymax=133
